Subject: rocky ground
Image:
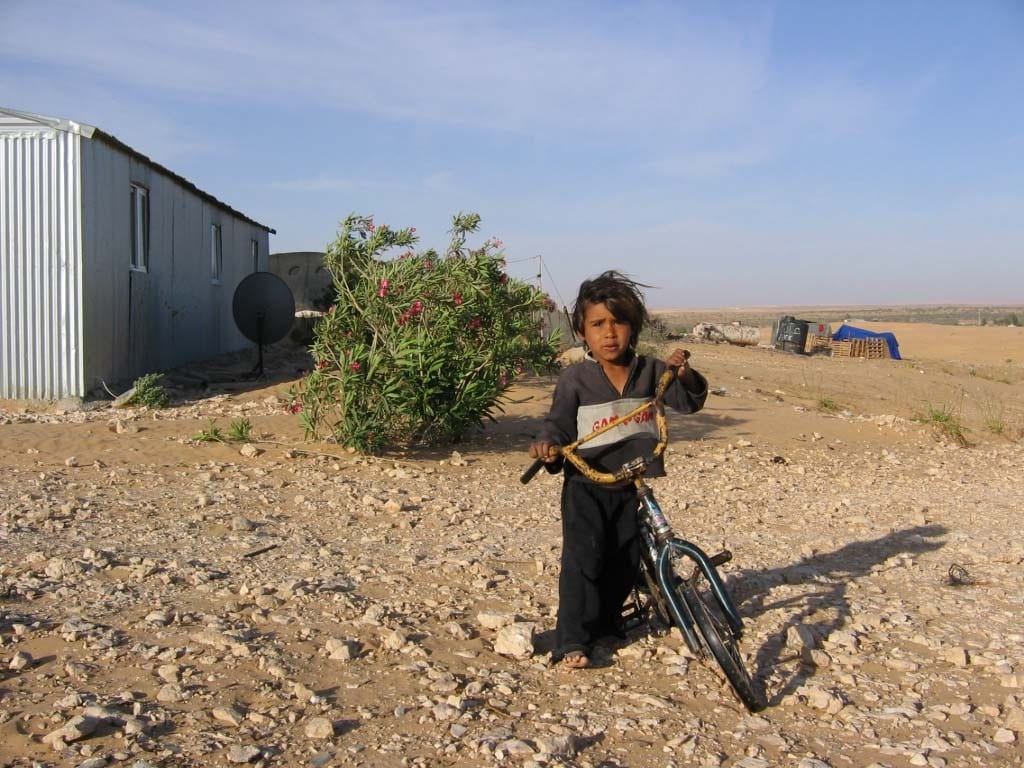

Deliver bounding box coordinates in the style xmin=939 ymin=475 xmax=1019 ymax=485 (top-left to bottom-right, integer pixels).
xmin=1 ymin=336 xmax=1023 ymax=768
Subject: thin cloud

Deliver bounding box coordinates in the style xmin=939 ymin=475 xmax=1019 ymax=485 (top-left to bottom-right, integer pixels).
xmin=0 ymin=1 xmax=773 ymax=140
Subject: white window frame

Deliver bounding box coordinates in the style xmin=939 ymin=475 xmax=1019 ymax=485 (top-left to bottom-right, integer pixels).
xmin=211 ymin=224 xmax=223 ymax=284
xmin=130 ymin=184 xmax=149 ymax=271
xmin=251 ymin=238 xmax=259 ymax=273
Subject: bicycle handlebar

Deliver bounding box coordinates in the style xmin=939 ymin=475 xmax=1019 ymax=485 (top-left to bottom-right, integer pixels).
xmin=520 ymin=366 xmax=678 ymax=485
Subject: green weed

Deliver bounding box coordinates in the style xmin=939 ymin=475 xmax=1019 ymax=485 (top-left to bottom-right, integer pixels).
xmin=194 ymin=419 xmax=225 ymax=443
xmin=916 ymin=402 xmax=969 ymax=447
xmin=817 ymin=397 xmax=840 ymax=412
xmin=227 ymin=418 xmax=253 ymax=442
xmin=128 ymin=373 xmax=170 ymax=409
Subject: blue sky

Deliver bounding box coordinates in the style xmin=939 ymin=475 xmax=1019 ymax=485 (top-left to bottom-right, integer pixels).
xmin=2 ymin=0 xmax=1021 ymax=308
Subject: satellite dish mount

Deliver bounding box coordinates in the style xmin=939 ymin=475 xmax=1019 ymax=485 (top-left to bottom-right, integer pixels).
xmin=232 ymin=272 xmax=295 ymax=379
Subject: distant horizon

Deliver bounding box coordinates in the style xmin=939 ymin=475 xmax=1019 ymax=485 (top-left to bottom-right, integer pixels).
xmin=649 ymin=302 xmax=1024 ymax=311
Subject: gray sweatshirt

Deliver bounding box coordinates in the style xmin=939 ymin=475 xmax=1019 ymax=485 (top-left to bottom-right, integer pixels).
xmin=539 ymin=353 xmax=708 ymax=481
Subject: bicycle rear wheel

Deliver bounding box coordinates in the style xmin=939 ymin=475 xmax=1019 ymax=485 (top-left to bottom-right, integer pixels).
xmin=682 ymin=585 xmax=766 ymax=712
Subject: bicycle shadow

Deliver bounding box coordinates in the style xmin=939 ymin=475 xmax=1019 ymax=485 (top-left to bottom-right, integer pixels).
xmin=730 ymin=524 xmax=948 ymax=706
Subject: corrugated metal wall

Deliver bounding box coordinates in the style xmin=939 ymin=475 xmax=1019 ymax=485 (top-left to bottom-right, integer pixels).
xmin=2 ymin=110 xmax=273 ymax=400
xmin=0 ymin=128 xmax=84 ymax=399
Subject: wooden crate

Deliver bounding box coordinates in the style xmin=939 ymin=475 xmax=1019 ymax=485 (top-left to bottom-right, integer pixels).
xmin=806 ymin=334 xmax=834 ymax=354
xmin=830 ymin=337 xmax=890 ymax=359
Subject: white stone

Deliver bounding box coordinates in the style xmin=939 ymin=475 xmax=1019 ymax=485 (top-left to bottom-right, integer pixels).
xmin=381 ymin=629 xmax=407 ymax=650
xmin=494 ymin=623 xmax=535 ymax=659
xmin=993 ymin=728 xmax=1016 ymax=744
xmin=786 ymin=624 xmax=818 ymax=653
xmin=326 ymin=637 xmax=358 ymax=660
xmin=8 ymin=651 xmax=32 ymax=671
xmin=213 ymin=705 xmax=246 ymax=727
xmin=305 ymin=717 xmax=335 ymax=739
xmin=226 ymin=745 xmax=262 ymax=763
xmin=43 ymin=715 xmax=99 ymax=747
xmin=478 ymin=610 xmax=516 ymax=630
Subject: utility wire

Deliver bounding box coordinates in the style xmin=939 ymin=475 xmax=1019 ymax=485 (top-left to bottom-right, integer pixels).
xmin=540 ymin=257 xmax=569 ymax=310
xmin=507 ymin=254 xmax=570 ymax=309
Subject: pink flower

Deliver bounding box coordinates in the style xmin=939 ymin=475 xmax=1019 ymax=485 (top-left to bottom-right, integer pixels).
xmin=349 ymin=361 xmax=362 ymax=372
xmin=452 ymin=291 xmax=463 ymax=306
xmin=316 ymin=360 xmax=329 ymax=370
xmin=367 ymin=221 xmax=375 ymax=232
xmin=410 ymin=227 xmax=417 ymax=233
xmin=468 ymin=317 xmax=482 ymax=331
xmin=378 ymin=278 xmax=390 ymax=298
xmin=286 ymin=402 xmax=302 ymax=414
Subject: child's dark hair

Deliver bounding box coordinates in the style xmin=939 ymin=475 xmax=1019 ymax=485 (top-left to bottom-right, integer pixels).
xmin=572 ymin=270 xmax=650 ymax=348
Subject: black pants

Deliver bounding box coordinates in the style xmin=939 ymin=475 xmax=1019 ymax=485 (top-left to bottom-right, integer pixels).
xmin=555 ymin=478 xmax=641 ymax=658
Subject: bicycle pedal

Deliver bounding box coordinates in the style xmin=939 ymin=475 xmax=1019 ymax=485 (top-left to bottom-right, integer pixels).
xmin=709 ymin=550 xmax=733 ymax=568
xmin=620 ymin=601 xmax=647 ymax=629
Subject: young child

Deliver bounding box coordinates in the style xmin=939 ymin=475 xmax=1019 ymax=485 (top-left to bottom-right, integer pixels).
xmin=529 ymin=271 xmax=708 ymax=668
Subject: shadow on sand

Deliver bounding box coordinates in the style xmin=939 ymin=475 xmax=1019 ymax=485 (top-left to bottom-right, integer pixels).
xmin=731 ymin=524 xmax=948 ymax=706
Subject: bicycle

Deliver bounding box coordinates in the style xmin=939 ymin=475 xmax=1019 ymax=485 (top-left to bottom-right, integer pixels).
xmin=521 ymin=367 xmax=767 ymax=713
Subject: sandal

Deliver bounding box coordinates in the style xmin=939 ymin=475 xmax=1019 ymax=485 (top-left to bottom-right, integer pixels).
xmin=561 ymin=650 xmax=591 ymax=669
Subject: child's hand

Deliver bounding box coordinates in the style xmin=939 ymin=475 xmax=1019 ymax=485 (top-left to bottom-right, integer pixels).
xmin=529 ymin=441 xmax=560 ymax=463
xmin=666 ymin=348 xmax=691 ymax=377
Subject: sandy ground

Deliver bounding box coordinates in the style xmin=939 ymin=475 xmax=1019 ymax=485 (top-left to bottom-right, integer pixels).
xmin=1 ymin=318 xmax=1023 ymax=767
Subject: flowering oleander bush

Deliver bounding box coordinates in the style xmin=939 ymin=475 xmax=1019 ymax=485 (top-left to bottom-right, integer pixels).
xmin=291 ymin=212 xmax=560 ymax=453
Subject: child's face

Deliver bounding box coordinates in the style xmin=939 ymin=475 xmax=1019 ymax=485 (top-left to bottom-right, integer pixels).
xmin=581 ymin=301 xmax=633 ymax=366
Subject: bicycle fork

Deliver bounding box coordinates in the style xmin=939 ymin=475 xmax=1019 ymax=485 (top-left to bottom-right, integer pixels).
xmin=637 ymin=493 xmax=746 ymax=653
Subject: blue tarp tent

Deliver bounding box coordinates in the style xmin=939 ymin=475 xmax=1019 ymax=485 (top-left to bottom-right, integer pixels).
xmin=832 ymin=325 xmax=901 ymax=360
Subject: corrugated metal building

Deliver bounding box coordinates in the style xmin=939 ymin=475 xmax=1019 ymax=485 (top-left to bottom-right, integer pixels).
xmin=0 ymin=107 xmax=275 ymax=400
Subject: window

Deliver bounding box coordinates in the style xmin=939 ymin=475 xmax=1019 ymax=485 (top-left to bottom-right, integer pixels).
xmin=251 ymin=238 xmax=259 ymax=273
xmin=211 ymin=224 xmax=223 ymax=283
xmin=130 ymin=184 xmax=149 ymax=270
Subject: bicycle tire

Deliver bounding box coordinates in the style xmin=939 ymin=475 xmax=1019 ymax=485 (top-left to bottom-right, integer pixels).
xmin=682 ymin=586 xmax=766 ymax=712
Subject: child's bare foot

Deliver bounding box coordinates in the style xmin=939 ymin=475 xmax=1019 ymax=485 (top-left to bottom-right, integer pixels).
xmin=561 ymin=650 xmax=590 ymax=669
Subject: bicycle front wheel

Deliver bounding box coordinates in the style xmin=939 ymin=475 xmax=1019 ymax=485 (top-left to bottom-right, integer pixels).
xmin=682 ymin=586 xmax=766 ymax=712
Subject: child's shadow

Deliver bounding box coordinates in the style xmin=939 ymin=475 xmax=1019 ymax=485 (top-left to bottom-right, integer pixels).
xmin=731 ymin=523 xmax=948 ymax=706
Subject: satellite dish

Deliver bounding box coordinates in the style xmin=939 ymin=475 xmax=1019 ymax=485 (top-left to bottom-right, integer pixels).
xmin=232 ymin=271 xmax=295 ymax=377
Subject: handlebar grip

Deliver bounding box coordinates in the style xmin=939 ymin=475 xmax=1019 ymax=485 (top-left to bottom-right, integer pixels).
xmin=520 ymin=457 xmax=546 ymax=484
